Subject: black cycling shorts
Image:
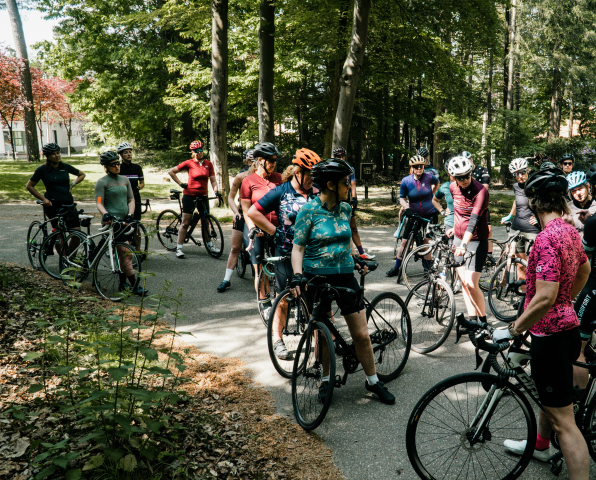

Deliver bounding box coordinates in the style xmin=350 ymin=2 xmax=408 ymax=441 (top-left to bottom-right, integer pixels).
xmin=243 ymin=223 xmax=273 ymax=265
xmin=132 ymin=197 xmax=142 ymax=221
xmin=576 ymin=279 xmax=596 ymax=340
xmin=402 ymin=213 xmax=439 ymax=240
xmin=486 ymin=210 xmax=491 ymax=226
xmin=274 ymin=247 xmax=293 ymax=291
xmin=181 ymin=194 xmax=210 ymax=216
xmin=304 ymin=272 xmax=364 ymax=316
xmin=44 ymin=203 xmax=81 ymax=229
xmin=233 ymin=215 xmax=245 ymax=232
xmin=453 ymin=237 xmax=489 ymax=273
xmin=530 ymin=327 xmax=581 ymax=408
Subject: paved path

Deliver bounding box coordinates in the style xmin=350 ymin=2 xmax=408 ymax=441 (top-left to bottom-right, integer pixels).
xmin=0 ymin=202 xmax=590 ymax=480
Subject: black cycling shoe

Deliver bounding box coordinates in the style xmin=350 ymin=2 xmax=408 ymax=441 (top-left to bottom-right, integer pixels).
xmin=318 ymin=381 xmax=330 ymax=404
xmin=386 ymin=267 xmax=400 ymax=277
xmin=217 ymin=280 xmax=231 ymax=293
xmin=365 ymin=380 xmax=395 ymax=405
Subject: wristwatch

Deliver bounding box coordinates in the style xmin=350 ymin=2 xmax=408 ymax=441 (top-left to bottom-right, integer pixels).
xmin=461 ymin=243 xmax=468 ymax=250
xmin=508 ymin=322 xmax=521 ymax=337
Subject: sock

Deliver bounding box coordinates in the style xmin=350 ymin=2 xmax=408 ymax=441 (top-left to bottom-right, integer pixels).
xmin=177 ymin=244 xmax=183 ymax=250
xmin=367 ymin=374 xmax=379 ymax=385
xmin=357 ymin=245 xmax=364 ymax=255
xmin=536 ymin=432 xmax=550 ymax=451
xmin=394 ymin=258 xmax=402 ymax=269
xmin=126 ymin=275 xmax=136 ymax=286
xmin=119 ymin=273 xmax=127 ymax=285
xmin=224 ymin=268 xmax=233 ymax=282
xmin=479 ymin=315 xmax=487 ymax=323
xmin=322 ymin=375 xmax=330 ymax=383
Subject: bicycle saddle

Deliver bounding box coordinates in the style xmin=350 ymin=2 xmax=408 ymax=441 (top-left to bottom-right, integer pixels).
xmin=170 ymin=189 xmax=181 ymax=194
xmin=356 ymin=260 xmax=378 ymax=272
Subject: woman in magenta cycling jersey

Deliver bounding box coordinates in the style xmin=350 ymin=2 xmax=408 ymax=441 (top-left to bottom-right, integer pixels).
xmin=493 ymin=167 xmax=591 ymax=475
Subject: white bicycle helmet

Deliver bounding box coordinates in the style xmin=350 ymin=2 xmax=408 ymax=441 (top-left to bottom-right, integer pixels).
xmin=447 ymin=156 xmax=474 ymax=177
xmin=117 ymin=142 xmax=133 ymax=153
xmin=508 ymin=158 xmax=528 ymax=174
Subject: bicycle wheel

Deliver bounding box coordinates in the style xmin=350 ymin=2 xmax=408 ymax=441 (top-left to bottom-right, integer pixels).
xmin=479 ymin=242 xmax=503 ymax=292
xmin=92 ymin=243 xmax=142 ymax=302
xmin=59 ymin=233 xmax=92 ymax=286
xmin=236 ymin=250 xmax=247 ymax=278
xmin=397 ymin=232 xmax=416 ymax=284
xmin=202 ymin=214 xmax=224 ymax=258
xmin=583 ymin=394 xmax=596 ymax=462
xmin=488 ymin=258 xmax=527 ymax=323
xmin=402 ymin=243 xmax=436 ymax=292
xmin=267 ymin=289 xmax=310 ymax=379
xmin=366 ymin=292 xmax=411 ymax=382
xmin=406 ymin=372 xmax=536 ymax=480
xmin=27 ymin=221 xmax=46 ymax=271
xmin=291 ymin=321 xmax=335 ymax=431
xmin=40 ymin=230 xmax=86 ymax=279
xmin=130 ymin=222 xmax=149 ymax=261
xmin=405 ymin=278 xmax=455 ymax=354
xmin=155 ymin=209 xmax=181 ymax=251
xmin=257 ymin=267 xmax=277 ymax=326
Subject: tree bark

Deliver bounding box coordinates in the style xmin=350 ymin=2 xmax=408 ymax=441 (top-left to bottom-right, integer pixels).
xmin=392 ymin=93 xmax=401 ymax=180
xmin=506 ymin=0 xmax=516 ymax=112
xmin=332 ymin=0 xmax=371 ymax=150
xmin=258 ymin=0 xmax=275 ymax=143
xmin=548 ymin=67 xmax=560 ymax=141
xmin=432 ymin=103 xmax=443 ymax=171
xmin=568 ymin=88 xmax=574 ymax=138
xmin=415 ymin=79 xmax=422 ymax=148
xmin=6 ymin=0 xmax=40 ymax=162
xmin=210 ymin=0 xmax=230 ymax=200
xmin=503 ymin=6 xmax=510 ymax=109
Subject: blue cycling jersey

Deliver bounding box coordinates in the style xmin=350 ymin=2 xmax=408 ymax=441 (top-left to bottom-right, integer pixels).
xmin=400 ymin=172 xmax=439 ymax=217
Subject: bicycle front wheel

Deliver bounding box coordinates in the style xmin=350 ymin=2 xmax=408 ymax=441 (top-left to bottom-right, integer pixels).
xmin=236 ymin=250 xmax=247 ymax=278
xmin=488 ymin=259 xmax=527 ymax=323
xmin=257 ymin=267 xmax=277 ymax=326
xmin=405 ymin=278 xmax=455 ymax=354
xmin=59 ymin=233 xmax=92 ymax=286
xmin=292 ymin=321 xmax=335 ymax=431
xmin=130 ymin=222 xmax=149 ymax=261
xmin=397 ymin=232 xmax=416 ymax=284
xmin=156 ymin=209 xmax=181 ymax=251
xmin=402 ymin=243 xmax=436 ymax=292
xmin=406 ymin=373 xmax=536 ymax=480
xmin=40 ymin=230 xmax=86 ymax=279
xmin=202 ymin=214 xmax=224 ymax=258
xmin=583 ymin=393 xmax=596 ymax=463
xmin=367 ymin=292 xmax=411 ymax=382
xmin=93 ymin=243 xmax=142 ymax=302
xmin=27 ymin=221 xmax=46 ymax=270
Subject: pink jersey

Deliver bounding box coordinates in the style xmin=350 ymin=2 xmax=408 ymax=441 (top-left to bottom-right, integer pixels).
xmin=525 ymin=217 xmax=587 ymax=335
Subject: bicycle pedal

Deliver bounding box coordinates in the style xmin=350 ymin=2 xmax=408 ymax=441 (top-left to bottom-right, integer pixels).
xmin=334 ymin=375 xmax=343 ymax=388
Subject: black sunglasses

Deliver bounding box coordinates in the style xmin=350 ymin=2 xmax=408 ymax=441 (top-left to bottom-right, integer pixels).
xmin=192 ymin=148 xmax=203 ymax=153
xmin=109 ymin=162 xmax=122 ymax=167
xmin=515 ymin=170 xmax=528 ymax=176
xmin=412 ymin=165 xmax=424 ymax=170
xmin=455 ymin=174 xmax=471 ymax=181
xmin=562 ymin=162 xmax=573 ymax=166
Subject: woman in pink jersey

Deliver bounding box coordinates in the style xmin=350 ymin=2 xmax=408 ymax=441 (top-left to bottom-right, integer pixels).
xmin=493 ymin=167 xmax=591 ymax=476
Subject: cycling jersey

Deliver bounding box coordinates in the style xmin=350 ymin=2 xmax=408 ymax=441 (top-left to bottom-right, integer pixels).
xmin=567 ymin=196 xmax=596 ymax=233
xmin=240 ymin=172 xmax=283 ymax=225
xmin=293 ymin=196 xmax=354 ymax=275
xmin=512 ymin=182 xmax=540 ymax=234
xmin=450 ymin=179 xmax=489 ymax=240
xmin=434 ymin=182 xmax=454 ymax=228
xmin=582 ymin=214 xmax=596 ymax=281
xmin=400 ymin=172 xmax=439 ymax=217
xmin=119 ymin=162 xmax=144 ymax=199
xmin=176 ymin=158 xmax=215 ymax=196
xmin=30 ymin=162 xmax=80 ymax=204
xmin=471 ymin=165 xmax=490 ymax=185
xmin=94 ymin=174 xmax=134 ymax=220
xmin=525 ymin=218 xmax=587 ymax=336
xmin=424 ymin=166 xmax=439 ymax=179
xmin=347 ymin=167 xmax=356 ymax=201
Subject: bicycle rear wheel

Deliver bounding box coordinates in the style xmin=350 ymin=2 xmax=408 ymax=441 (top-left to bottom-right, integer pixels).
xmin=257 ymin=267 xmax=277 ymax=326
xmin=292 ymin=321 xmax=335 ymax=431
xmin=40 ymin=230 xmax=86 ymax=279
xmin=155 ymin=209 xmax=181 ymax=251
xmin=93 ymin=243 xmax=142 ymax=302
xmin=27 ymin=221 xmax=46 ymax=271
xmin=397 ymin=231 xmax=416 ymax=284
xmin=267 ymin=289 xmax=309 ymax=378
xmin=366 ymin=292 xmax=411 ymax=382
xmin=583 ymin=394 xmax=596 ymax=463
xmin=402 ymin=243 xmax=435 ymax=292
xmin=406 ymin=372 xmax=536 ymax=480
xmin=405 ymin=278 xmax=455 ymax=354
xmin=202 ymin=214 xmax=224 ymax=258
xmin=130 ymin=222 xmax=149 ymax=261
xmin=236 ymin=250 xmax=247 ymax=278
xmin=488 ymin=259 xmax=527 ymax=323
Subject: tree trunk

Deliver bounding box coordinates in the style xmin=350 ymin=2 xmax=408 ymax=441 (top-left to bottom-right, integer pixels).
xmin=258 ymin=0 xmax=275 ymax=143
xmin=415 ymin=79 xmax=422 ymax=148
xmin=502 ymin=6 xmax=510 ymax=109
xmin=392 ymin=93 xmax=401 ymax=180
xmin=210 ymin=0 xmax=230 ymax=201
xmin=66 ymin=121 xmax=72 ymax=156
xmin=355 ymin=102 xmax=363 ymax=176
xmin=506 ymin=1 xmax=516 ymax=112
xmin=403 ymin=117 xmax=410 ymax=173
xmin=568 ymin=88 xmax=574 ymax=138
xmin=432 ymin=103 xmax=443 ymax=171
xmin=0 ymin=112 xmax=17 ymax=161
xmin=6 ymin=0 xmax=40 ymax=162
xmin=181 ymin=111 xmax=194 ymax=146
xmin=332 ymin=0 xmax=371 ymax=150
xmin=484 ymin=51 xmax=493 ymax=172
xmin=548 ymin=67 xmax=560 ymax=141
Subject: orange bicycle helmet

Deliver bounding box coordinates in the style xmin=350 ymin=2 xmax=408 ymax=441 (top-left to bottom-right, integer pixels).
xmin=190 ymin=140 xmax=204 ymax=150
xmin=293 ymin=148 xmax=321 ymax=169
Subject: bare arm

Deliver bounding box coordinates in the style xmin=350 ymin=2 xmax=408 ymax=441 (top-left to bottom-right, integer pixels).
xmin=290 ymin=244 xmax=306 ymax=296
xmin=26 ymin=180 xmax=50 ymax=205
xmin=228 ymin=174 xmax=243 ymax=216
xmin=128 ymin=197 xmax=135 ymax=215
xmin=70 ymin=171 xmax=85 ymax=191
xmin=399 ymin=198 xmax=409 ymax=210
xmin=247 ymin=204 xmax=275 ymax=235
xmin=209 ymin=175 xmax=218 ymax=194
xmin=96 ymin=200 xmax=108 ymax=216
xmin=138 ymin=180 xmax=145 ymax=190
xmin=513 ymin=280 xmax=560 ymax=333
xmin=351 ymin=180 xmax=357 ymax=199
xmin=432 ymin=182 xmax=439 ymax=195
xmin=241 ymin=199 xmax=255 ymax=229
xmin=432 ymin=197 xmax=443 ymax=214
xmin=168 ymin=167 xmax=184 ymax=186
xmin=570 ymin=260 xmax=591 ymax=300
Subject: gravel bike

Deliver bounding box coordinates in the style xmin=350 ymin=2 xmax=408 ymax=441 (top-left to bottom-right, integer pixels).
xmin=392 ymin=210 xmax=434 ymax=284
xmin=155 ymin=189 xmax=224 ymax=258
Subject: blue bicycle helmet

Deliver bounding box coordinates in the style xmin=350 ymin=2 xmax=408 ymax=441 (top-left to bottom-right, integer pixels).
xmin=567 ymin=171 xmax=587 ymax=190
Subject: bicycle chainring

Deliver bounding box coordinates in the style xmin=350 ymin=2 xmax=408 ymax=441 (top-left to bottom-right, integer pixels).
xmin=342 ymin=350 xmax=359 ymax=374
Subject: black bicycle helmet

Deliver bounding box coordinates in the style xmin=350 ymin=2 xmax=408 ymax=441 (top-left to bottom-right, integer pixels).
xmin=587 ymin=164 xmax=596 ymax=186
xmin=253 ymin=142 xmax=280 ymax=159
xmin=42 ymin=143 xmax=61 ymax=156
xmin=417 ymin=146 xmax=430 ymax=158
xmin=333 ymin=146 xmax=347 ymax=158
xmin=524 ymin=167 xmax=568 ymax=198
xmin=560 ymin=152 xmax=574 ymax=162
xmin=100 ymin=151 xmax=120 ymax=165
xmin=311 ymin=159 xmax=354 ymax=186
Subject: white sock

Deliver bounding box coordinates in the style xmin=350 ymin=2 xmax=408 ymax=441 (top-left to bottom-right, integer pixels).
xmin=322 ymin=375 xmax=330 ymax=383
xmin=177 ymin=244 xmax=183 ymax=250
xmin=224 ymin=268 xmax=233 ymax=282
xmin=367 ymin=374 xmax=379 ymax=385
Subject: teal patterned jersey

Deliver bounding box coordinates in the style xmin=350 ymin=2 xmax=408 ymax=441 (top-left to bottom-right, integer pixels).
xmin=293 ymin=196 xmax=354 ymax=275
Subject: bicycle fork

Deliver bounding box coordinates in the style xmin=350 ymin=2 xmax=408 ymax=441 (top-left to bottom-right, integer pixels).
xmin=467 ymin=384 xmax=506 ymax=445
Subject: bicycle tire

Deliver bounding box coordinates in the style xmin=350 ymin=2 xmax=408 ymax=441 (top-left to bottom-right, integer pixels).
xmin=397 ymin=231 xmax=416 ymax=284
xmin=59 ymin=232 xmax=94 ymax=286
xmin=291 ymin=321 xmax=335 ymax=431
xmin=406 ymin=372 xmax=536 ymax=480
xmin=39 ymin=229 xmax=86 ymax=279
xmin=267 ymin=289 xmax=310 ymax=379
xmin=26 ymin=221 xmax=46 ymax=271
xmin=366 ymin=292 xmax=411 ymax=382
xmin=236 ymin=250 xmax=247 ymax=278
xmin=583 ymin=392 xmax=596 ymax=463
xmin=92 ymin=242 xmax=142 ymax=302
xmin=405 ymin=278 xmax=455 ymax=354
xmin=202 ymin=214 xmax=224 ymax=258
xmin=488 ymin=258 xmax=527 ymax=323
xmin=130 ymin=222 xmax=149 ymax=262
xmin=402 ymin=243 xmax=436 ymax=292
xmin=155 ymin=209 xmax=181 ymax=251
xmin=257 ymin=267 xmax=277 ymax=326
xmin=479 ymin=242 xmax=503 ymax=292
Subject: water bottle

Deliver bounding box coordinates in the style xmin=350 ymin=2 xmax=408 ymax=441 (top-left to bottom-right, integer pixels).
xmin=438 ymin=270 xmax=446 ymax=282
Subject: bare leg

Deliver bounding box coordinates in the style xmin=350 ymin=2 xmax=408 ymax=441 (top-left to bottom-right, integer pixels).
xmin=272 ymin=297 xmax=288 ymax=341
xmin=344 ymin=309 xmax=376 ymax=376
xmin=225 ymin=230 xmax=243 ymax=269
xmin=176 ymin=213 xmax=192 ymax=246
xmin=573 ymin=340 xmax=590 ymax=389
xmin=458 ymin=268 xmax=485 ymax=316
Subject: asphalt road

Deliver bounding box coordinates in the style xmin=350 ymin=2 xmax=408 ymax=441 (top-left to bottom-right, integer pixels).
xmin=1 ymin=201 xmax=592 ymax=480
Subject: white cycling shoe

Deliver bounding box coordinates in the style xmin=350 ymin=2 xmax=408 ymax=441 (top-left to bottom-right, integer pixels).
xmin=503 ymin=439 xmax=551 ymax=462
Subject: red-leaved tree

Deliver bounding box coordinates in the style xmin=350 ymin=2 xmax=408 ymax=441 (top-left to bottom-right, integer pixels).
xmin=0 ymin=50 xmax=28 ymax=160
xmin=46 ymin=77 xmax=85 ymax=156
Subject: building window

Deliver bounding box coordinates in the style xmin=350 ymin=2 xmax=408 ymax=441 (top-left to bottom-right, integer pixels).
xmin=3 ymin=131 xmax=26 ymax=153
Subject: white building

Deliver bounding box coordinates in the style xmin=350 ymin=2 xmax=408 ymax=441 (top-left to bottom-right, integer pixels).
xmin=1 ymin=120 xmax=88 ymax=157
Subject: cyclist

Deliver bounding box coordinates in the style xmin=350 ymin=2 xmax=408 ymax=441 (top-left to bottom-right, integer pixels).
xmin=387 ymin=154 xmax=439 ymax=277
xmin=560 ymin=152 xmax=575 ymax=176
xmin=291 ymin=158 xmax=395 ymax=405
xmin=432 ymin=159 xmax=455 ymax=230
xmin=333 ymin=146 xmax=375 ymax=260
xmin=566 ymin=171 xmax=596 ymax=234
xmin=241 ymin=142 xmax=283 ymax=304
xmin=217 ymin=149 xmax=255 ymax=292
xmin=417 ymin=146 xmax=439 ymax=178
xmin=168 ymin=141 xmax=222 ymax=259
xmin=117 ymin=142 xmax=144 ymax=251
xmin=95 ymin=151 xmax=147 ymax=296
xmin=448 ymin=155 xmax=489 ymax=323
xmin=493 ymin=167 xmax=590 ymax=474
xmin=247 ymin=148 xmax=320 ymax=358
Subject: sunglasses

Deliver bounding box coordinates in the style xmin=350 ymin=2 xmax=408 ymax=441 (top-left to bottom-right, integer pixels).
xmin=455 ymin=174 xmax=471 ymax=181
xmin=343 ymin=179 xmax=351 ymax=187
xmin=192 ymin=149 xmax=203 ymax=153
xmin=562 ymin=162 xmax=573 ymax=166
xmin=109 ymin=162 xmax=122 ymax=167
xmin=412 ymin=165 xmax=424 ymax=170
xmin=515 ymin=170 xmax=528 ymax=177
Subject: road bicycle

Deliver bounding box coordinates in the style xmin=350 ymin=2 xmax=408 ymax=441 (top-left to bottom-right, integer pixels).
xmin=234 ymin=219 xmax=255 ymax=279
xmin=392 ymin=210 xmax=434 ymax=284
xmin=155 ymin=189 xmax=224 ymax=258
xmin=406 ymin=314 xmax=596 ymax=480
xmin=291 ymin=265 xmax=411 ymax=430
xmin=59 ymin=217 xmax=143 ymax=302
xmin=253 ymin=234 xmax=281 ymax=326
xmin=27 ymin=202 xmax=92 ymax=279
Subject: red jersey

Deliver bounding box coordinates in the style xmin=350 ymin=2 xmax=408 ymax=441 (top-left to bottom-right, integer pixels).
xmin=176 ymin=159 xmax=215 ymax=196
xmin=450 ymin=179 xmax=489 ymax=240
xmin=240 ymin=172 xmax=282 ymax=225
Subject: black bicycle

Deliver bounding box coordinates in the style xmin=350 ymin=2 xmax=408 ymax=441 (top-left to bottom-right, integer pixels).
xmin=393 ymin=210 xmax=434 ymax=284
xmin=155 ymin=189 xmax=224 ymax=258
